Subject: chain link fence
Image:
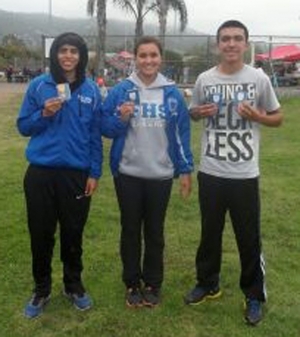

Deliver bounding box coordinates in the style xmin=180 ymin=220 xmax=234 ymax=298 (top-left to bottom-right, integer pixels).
xmin=42 ymin=34 xmax=300 ymax=88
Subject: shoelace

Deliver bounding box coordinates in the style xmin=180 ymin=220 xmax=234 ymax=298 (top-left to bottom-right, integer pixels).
xmin=247 ymin=299 xmax=260 ymax=314
xmin=145 ymin=287 xmax=159 ymax=296
xmin=31 ymin=295 xmax=47 ymax=306
xmin=128 ymin=287 xmax=140 ymax=295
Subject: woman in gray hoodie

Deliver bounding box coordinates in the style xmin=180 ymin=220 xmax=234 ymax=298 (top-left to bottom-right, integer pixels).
xmin=102 ymin=36 xmax=193 ymax=308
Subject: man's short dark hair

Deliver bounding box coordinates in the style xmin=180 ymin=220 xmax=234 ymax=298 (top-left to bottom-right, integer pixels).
xmin=216 ymin=20 xmax=249 ymax=43
xmin=134 ymin=36 xmax=163 ymax=56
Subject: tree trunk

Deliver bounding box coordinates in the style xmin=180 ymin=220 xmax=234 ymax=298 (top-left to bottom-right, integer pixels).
xmin=96 ymin=0 xmax=107 ymax=76
xmin=158 ymin=0 xmax=168 ymax=50
xmin=135 ymin=7 xmax=144 ymax=42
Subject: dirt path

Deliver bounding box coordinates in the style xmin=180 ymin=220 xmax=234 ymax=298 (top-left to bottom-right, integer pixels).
xmin=0 ymin=82 xmax=27 ymax=104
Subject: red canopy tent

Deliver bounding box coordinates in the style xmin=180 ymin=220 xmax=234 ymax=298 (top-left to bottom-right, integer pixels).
xmin=255 ymin=45 xmax=300 ymax=62
xmin=118 ymin=50 xmax=134 ymax=60
xmin=106 ymin=51 xmax=134 ymax=70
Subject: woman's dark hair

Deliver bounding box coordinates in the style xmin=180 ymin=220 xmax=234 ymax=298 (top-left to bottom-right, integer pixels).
xmin=49 ymin=32 xmax=88 ymax=85
xmin=133 ymin=36 xmax=163 ymax=56
xmin=216 ymin=20 xmax=249 ymax=43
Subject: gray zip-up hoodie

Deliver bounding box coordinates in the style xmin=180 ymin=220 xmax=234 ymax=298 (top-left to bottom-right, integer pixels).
xmin=119 ymin=72 xmax=175 ymax=179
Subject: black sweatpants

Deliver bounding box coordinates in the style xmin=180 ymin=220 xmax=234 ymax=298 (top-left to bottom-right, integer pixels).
xmin=114 ymin=173 xmax=173 ymax=289
xmin=24 ymin=165 xmax=91 ymax=296
xmin=196 ymin=172 xmax=266 ymax=301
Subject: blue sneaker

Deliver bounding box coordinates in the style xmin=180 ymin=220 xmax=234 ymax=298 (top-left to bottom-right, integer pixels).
xmin=184 ymin=285 xmax=222 ymax=305
xmin=24 ymin=293 xmax=50 ymax=319
xmin=244 ymin=298 xmax=263 ymax=325
xmin=64 ymin=290 xmax=92 ymax=311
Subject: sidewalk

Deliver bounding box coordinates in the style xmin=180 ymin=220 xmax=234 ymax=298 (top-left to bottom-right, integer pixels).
xmin=0 ymin=82 xmax=27 ymax=95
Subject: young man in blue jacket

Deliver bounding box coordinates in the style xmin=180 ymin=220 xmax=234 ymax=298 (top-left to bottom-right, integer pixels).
xmin=17 ymin=32 xmax=102 ymax=318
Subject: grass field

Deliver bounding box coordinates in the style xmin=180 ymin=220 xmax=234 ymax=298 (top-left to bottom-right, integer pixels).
xmin=0 ymin=91 xmax=299 ymax=337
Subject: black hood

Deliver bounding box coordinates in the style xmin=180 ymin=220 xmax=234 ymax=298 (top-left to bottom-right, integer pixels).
xmin=49 ymin=32 xmax=88 ymax=86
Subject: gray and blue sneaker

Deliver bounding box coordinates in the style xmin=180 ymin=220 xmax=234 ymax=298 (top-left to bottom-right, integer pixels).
xmin=24 ymin=293 xmax=51 ymax=319
xmin=64 ymin=290 xmax=92 ymax=311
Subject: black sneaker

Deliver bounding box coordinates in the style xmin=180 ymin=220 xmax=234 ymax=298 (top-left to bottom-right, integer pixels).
xmin=24 ymin=293 xmax=51 ymax=319
xmin=126 ymin=287 xmax=143 ymax=308
xmin=143 ymin=286 xmax=161 ymax=308
xmin=244 ymin=298 xmax=263 ymax=326
xmin=184 ymin=285 xmax=222 ymax=305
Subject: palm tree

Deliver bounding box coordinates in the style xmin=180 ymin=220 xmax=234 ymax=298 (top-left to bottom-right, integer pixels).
xmin=155 ymin=0 xmax=188 ymax=48
xmin=112 ymin=0 xmax=158 ymax=41
xmin=87 ymin=0 xmax=107 ymax=76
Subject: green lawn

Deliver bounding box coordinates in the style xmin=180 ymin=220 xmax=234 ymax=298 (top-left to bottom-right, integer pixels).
xmin=0 ymin=93 xmax=299 ymax=337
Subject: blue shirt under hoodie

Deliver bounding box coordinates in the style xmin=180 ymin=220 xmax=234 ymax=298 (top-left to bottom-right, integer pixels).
xmin=102 ymin=72 xmax=193 ymax=178
xmin=17 ymin=74 xmax=103 ymax=178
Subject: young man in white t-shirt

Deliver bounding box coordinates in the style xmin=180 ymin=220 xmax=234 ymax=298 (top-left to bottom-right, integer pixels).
xmin=184 ymin=20 xmax=283 ymax=325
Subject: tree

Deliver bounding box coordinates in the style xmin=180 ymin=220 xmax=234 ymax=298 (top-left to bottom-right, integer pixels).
xmin=2 ymin=34 xmax=26 ymax=48
xmin=163 ymin=49 xmax=183 ymax=81
xmin=112 ymin=0 xmax=158 ymax=41
xmin=0 ymin=34 xmax=42 ymax=71
xmin=155 ymin=0 xmax=187 ymax=49
xmin=1 ymin=34 xmax=28 ymax=65
xmin=87 ymin=0 xmax=107 ymax=76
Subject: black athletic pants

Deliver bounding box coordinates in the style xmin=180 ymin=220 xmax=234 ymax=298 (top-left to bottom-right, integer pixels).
xmin=196 ymin=172 xmax=266 ymax=301
xmin=24 ymin=165 xmax=91 ymax=296
xmin=114 ymin=173 xmax=173 ymax=289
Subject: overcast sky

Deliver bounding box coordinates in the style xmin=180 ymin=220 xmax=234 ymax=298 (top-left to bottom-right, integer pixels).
xmin=1 ymin=0 xmax=300 ymax=36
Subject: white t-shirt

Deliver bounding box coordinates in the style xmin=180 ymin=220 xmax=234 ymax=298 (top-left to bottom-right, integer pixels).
xmin=191 ymin=64 xmax=280 ymax=179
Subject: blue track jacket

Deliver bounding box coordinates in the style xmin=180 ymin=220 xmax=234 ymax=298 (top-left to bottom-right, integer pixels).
xmin=17 ymin=74 xmax=102 ymax=178
xmin=102 ymin=79 xmax=193 ymax=177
